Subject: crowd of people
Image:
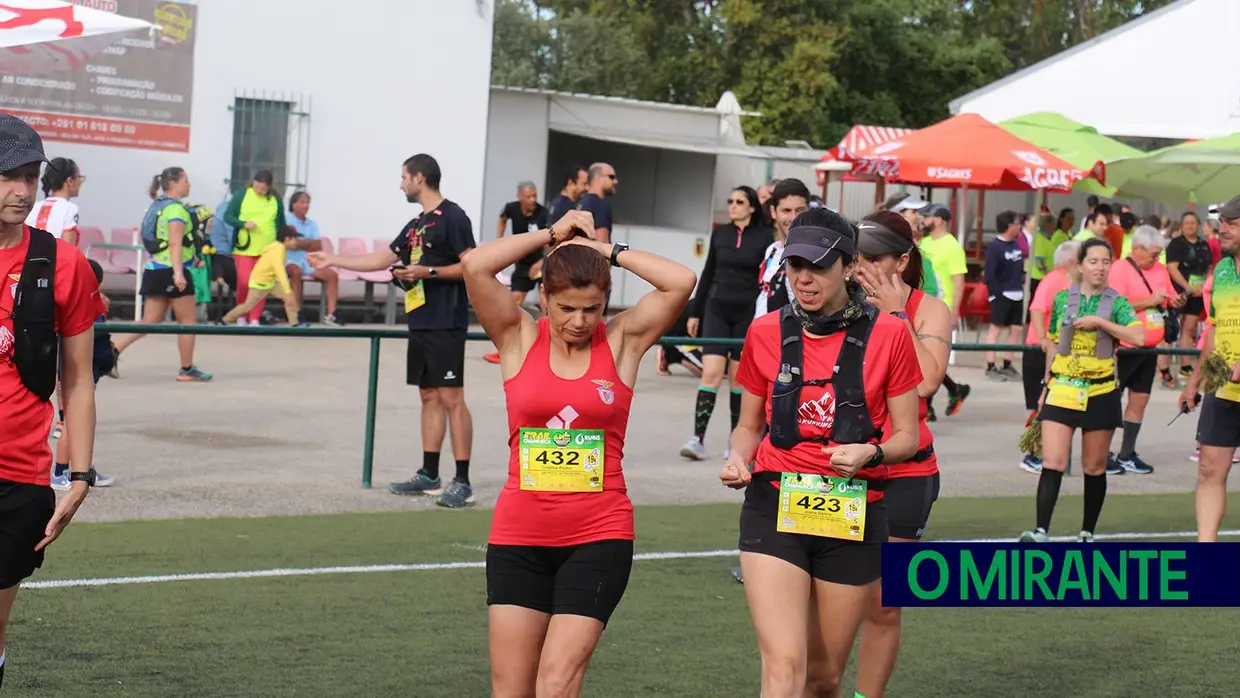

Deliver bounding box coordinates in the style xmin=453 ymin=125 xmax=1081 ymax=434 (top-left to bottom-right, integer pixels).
xmin=6 ymin=106 xmax=1240 ymax=697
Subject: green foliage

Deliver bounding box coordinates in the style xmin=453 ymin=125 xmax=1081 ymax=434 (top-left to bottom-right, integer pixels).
xmin=490 ymin=0 xmax=1174 ymax=148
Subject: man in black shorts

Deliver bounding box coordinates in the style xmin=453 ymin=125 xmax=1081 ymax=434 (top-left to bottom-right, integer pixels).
xmin=0 ymin=114 xmax=101 ymax=688
xmin=983 ymin=210 xmax=1025 ymax=381
xmin=309 ymin=154 xmax=477 ymax=508
xmin=483 ymin=182 xmax=549 ymax=365
xmin=656 ymin=307 xmax=704 ymax=377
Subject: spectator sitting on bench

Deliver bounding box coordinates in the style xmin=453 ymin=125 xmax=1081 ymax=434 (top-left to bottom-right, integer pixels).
xmin=218 ymin=227 xmax=304 ymax=327
xmin=284 ymin=191 xmax=342 ymax=326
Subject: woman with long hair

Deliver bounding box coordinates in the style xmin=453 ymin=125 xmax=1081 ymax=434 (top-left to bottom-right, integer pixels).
xmin=111 ymin=168 xmax=212 ymax=382
xmin=681 ymin=185 xmax=772 ymax=461
xmin=26 ymin=157 xmax=83 ymax=246
xmin=462 ymin=210 xmax=695 ymax=697
xmin=1021 ymin=238 xmax=1144 ymax=543
xmin=849 ymin=210 xmax=951 ymax=698
xmin=721 ymin=207 xmax=921 ymax=697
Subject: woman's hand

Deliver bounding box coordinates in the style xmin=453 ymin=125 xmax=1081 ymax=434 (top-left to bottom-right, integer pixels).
xmin=720 ymin=456 xmax=751 ymax=489
xmin=821 ymin=443 xmax=876 ymax=479
xmin=244 ymin=221 xmax=256 ymax=231
xmin=1072 ymin=316 xmax=1103 ymax=331
xmin=173 ymin=271 xmax=187 ymax=291
xmin=687 ymin=317 xmax=700 ymax=337
xmin=1039 ymin=336 xmax=1057 ymax=354
xmin=1171 ymin=291 xmax=1188 ymax=309
xmin=549 ymin=210 xmax=595 ymax=245
xmin=855 ymin=260 xmax=905 ymax=314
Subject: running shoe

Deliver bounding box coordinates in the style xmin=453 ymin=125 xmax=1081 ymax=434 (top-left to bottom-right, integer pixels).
xmin=925 ymin=404 xmax=937 ymax=422
xmin=985 ymin=366 xmax=1007 ymax=382
xmin=945 ymin=384 xmax=970 ymax=417
xmin=177 ymin=366 xmax=213 ymax=382
xmin=1160 ymin=371 xmax=1177 ymax=390
xmin=731 ymin=567 xmax=744 ymax=584
xmin=1116 ymin=453 xmax=1154 ymax=474
xmin=323 ymin=314 xmax=344 ymax=327
xmin=1019 ymin=455 xmax=1043 ymax=474
xmin=680 ymin=436 xmax=707 ymax=461
xmin=389 ymin=470 xmax=443 ymax=496
xmin=1000 ymin=365 xmax=1021 ymax=381
xmin=483 ymin=352 xmax=501 ymax=364
xmin=1104 ymin=454 xmax=1125 ymax=476
xmin=1190 ymin=447 xmax=1200 ymax=463
xmin=51 ymin=420 xmax=63 ymax=439
xmin=1019 ymin=528 xmax=1050 ymax=543
xmin=436 ymin=479 xmax=476 ymax=509
xmin=1078 ymin=531 xmax=1095 ymax=543
xmin=293 ymin=322 xmax=311 ymax=328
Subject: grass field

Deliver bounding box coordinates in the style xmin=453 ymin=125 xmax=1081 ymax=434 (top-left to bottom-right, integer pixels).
xmin=8 ymin=492 xmax=1240 ymax=697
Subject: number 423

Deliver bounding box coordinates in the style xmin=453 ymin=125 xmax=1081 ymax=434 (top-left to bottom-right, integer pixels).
xmin=795 ymin=495 xmax=841 ymax=513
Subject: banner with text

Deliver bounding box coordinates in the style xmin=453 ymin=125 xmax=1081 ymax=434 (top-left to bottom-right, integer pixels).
xmin=0 ymin=0 xmax=197 ymax=152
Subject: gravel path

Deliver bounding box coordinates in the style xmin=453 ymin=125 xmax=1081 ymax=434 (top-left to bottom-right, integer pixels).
xmin=76 ymin=327 xmax=1221 ymax=523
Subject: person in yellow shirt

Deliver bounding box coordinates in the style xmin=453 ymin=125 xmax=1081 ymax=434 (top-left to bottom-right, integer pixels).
xmin=918 ymin=204 xmax=971 ymax=417
xmin=219 ymin=227 xmax=303 ymax=326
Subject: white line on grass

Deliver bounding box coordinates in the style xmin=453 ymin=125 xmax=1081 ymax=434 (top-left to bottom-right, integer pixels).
xmin=24 ymin=530 xmax=1240 ymax=590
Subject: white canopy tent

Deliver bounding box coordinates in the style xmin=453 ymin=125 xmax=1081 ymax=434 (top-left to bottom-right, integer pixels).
xmin=949 ymin=0 xmax=1240 ymax=141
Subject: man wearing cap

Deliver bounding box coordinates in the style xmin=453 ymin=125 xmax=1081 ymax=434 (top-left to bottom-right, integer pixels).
xmin=886 ymin=194 xmax=940 ymax=302
xmin=919 ymin=204 xmax=971 ymax=416
xmin=1182 ymin=194 xmax=1240 ymax=541
xmin=0 ymin=113 xmax=101 ymax=688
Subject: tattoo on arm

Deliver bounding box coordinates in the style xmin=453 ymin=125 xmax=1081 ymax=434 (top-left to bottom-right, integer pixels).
xmin=916 ymin=333 xmax=950 ymax=346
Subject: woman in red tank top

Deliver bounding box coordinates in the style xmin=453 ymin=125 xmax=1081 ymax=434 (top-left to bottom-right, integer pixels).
xmin=852 ymin=210 xmax=952 ymax=698
xmin=462 ymin=210 xmax=695 ymax=698
xmin=720 ymin=208 xmax=922 ymax=698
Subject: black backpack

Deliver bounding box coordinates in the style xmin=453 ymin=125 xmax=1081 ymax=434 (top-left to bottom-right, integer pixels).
xmin=12 ymin=227 xmax=58 ymax=401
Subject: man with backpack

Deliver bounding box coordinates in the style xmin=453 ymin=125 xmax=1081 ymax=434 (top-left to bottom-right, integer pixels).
xmin=0 ymin=113 xmax=102 ymax=689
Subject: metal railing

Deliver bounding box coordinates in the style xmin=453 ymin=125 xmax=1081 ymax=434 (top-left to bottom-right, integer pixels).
xmin=99 ymin=322 xmax=1204 ymax=488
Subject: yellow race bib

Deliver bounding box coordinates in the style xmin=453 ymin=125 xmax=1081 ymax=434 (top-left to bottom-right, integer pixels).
xmin=1047 ymin=376 xmax=1089 ymax=411
xmin=404 ymin=282 xmax=426 ymax=313
xmin=518 ymin=428 xmax=605 ymax=493
xmin=776 ymin=473 xmax=867 ymax=542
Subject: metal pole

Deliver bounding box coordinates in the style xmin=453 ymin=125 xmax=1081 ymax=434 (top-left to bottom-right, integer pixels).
xmin=362 ymin=336 xmax=381 ymax=488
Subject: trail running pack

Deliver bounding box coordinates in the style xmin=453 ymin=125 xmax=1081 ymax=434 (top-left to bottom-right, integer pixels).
xmin=1056 ymin=285 xmax=1118 ymax=359
xmin=139 ymin=196 xmax=198 ymax=255
xmin=12 ymin=227 xmax=58 ymax=400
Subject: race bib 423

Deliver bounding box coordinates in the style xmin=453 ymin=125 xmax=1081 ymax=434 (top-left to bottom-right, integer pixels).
xmin=776 ymin=473 xmax=867 ymax=542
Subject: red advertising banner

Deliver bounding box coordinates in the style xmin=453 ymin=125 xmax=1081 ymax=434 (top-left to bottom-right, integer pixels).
xmin=0 ymin=0 xmax=197 ymax=152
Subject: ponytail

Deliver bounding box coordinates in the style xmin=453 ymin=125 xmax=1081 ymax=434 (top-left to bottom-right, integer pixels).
xmin=42 ymin=157 xmax=77 ymax=197
xmin=149 ymin=174 xmax=161 ymax=200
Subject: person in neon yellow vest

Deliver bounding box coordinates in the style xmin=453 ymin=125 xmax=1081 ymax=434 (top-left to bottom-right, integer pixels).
xmin=223 ymin=169 xmax=288 ymax=325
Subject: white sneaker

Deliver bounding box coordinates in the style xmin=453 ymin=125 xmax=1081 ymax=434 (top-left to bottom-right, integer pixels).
xmin=680 ymin=436 xmax=707 ymax=461
xmin=236 ymin=317 xmax=249 ymax=326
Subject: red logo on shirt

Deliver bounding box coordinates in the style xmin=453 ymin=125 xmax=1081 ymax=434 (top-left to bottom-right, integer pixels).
xmin=798 ymin=390 xmax=835 ymax=430
xmin=592 ymin=379 xmax=615 ymax=405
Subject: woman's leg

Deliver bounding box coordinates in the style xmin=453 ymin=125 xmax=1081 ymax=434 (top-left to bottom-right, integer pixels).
xmin=112 ymin=297 xmax=170 ymax=353
xmin=1026 ymin=420 xmax=1074 ymax=537
xmin=854 ymin=538 xmax=916 ymax=698
xmin=489 ymin=605 xmax=550 ymax=698
xmin=1197 ymin=445 xmax=1236 ymax=542
xmin=727 ymin=357 xmax=743 ymax=432
xmin=682 ymin=349 xmax=727 ymax=459
xmin=741 ymin=552 xmax=813 ymax=698
xmin=535 ymin=615 xmax=607 ymax=698
xmin=233 ymin=255 xmax=256 ymax=306
xmin=169 ymin=296 xmax=199 ymax=369
xmin=1080 ymin=429 xmax=1114 ymax=536
xmin=805 ymin=578 xmax=879 ymax=698
xmin=223 ymin=289 xmax=268 ymax=324
xmin=1179 ymin=314 xmax=1200 ymax=375
xmin=274 ymin=285 xmax=299 ymax=325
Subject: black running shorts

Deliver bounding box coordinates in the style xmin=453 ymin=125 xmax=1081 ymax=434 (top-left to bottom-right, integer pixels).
xmin=700 ymin=300 xmax=752 ymax=360
xmin=1038 ymin=385 xmax=1122 ymax=432
xmin=738 ymin=474 xmax=887 ymax=586
xmin=1117 ymin=353 xmax=1157 ymax=395
xmin=884 ymin=473 xmax=940 ymax=540
xmin=1198 ymin=395 xmax=1240 ymax=449
xmin=486 ymin=539 xmax=634 ymax=624
xmin=0 ymin=479 xmax=55 ymax=589
xmin=406 ymin=329 xmax=466 ymax=388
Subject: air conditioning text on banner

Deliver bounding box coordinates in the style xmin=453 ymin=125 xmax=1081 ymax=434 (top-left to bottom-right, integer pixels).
xmin=882 ymin=543 xmax=1240 ymax=608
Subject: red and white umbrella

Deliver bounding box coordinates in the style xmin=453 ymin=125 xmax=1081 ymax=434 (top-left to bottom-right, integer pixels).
xmin=0 ymin=0 xmax=153 ymax=75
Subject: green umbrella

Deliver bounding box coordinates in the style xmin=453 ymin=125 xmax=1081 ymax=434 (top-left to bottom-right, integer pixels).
xmin=1104 ymin=132 xmax=1240 ymax=205
xmin=999 ymin=112 xmax=1143 ymax=197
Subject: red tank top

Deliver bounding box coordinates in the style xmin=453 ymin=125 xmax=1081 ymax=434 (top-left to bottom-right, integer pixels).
xmin=489 ymin=318 xmax=635 ymax=547
xmin=889 ymin=289 xmax=938 ymax=478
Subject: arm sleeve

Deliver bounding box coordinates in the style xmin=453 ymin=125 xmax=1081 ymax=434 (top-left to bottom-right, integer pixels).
xmin=734 ymin=323 xmax=770 ymax=398
xmin=55 ymin=247 xmax=102 ymax=337
xmin=223 ymin=189 xmax=246 ymax=229
xmin=449 ymin=211 xmax=476 ymax=257
xmin=1111 ymin=296 xmax=1140 ymax=327
xmin=691 ymin=228 xmax=720 ymax=318
xmin=948 ymin=245 xmax=969 ymax=276
xmin=983 ymin=243 xmax=998 ymax=292
xmin=1046 ymin=292 xmax=1065 ymax=342
xmin=883 ymin=322 xmax=923 ymax=396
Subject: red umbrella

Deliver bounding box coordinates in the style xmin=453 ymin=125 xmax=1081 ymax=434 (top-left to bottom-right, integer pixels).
xmin=843 ymin=113 xmax=1105 ymax=192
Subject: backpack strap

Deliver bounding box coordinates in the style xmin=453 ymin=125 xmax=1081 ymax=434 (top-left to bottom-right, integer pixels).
xmin=12 ymin=228 xmax=58 ymax=401
xmin=1095 ymin=287 xmax=1118 ymax=359
xmin=829 ymin=304 xmax=882 ymax=446
xmin=1056 ymin=284 xmax=1083 ymax=356
xmin=768 ymin=305 xmax=804 ymax=450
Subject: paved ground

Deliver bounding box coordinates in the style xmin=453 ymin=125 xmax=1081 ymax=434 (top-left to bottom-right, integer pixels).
xmin=75 ymin=325 xmax=1221 ymax=523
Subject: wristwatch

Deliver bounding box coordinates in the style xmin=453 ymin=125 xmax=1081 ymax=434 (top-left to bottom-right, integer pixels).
xmin=610 ymin=242 xmax=630 ymax=267
xmin=69 ymin=468 xmax=97 ymax=487
xmin=865 ymin=444 xmax=885 ymax=468
xmin=427 ymin=268 xmax=439 ymax=279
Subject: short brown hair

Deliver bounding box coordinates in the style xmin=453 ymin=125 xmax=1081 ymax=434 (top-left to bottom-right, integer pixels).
xmin=542 ymin=244 xmax=612 ymax=297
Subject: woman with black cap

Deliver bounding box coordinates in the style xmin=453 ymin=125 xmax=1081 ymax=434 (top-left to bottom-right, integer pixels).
xmin=851 ymin=210 xmax=951 ymax=698
xmin=720 ymin=207 xmax=921 ymax=697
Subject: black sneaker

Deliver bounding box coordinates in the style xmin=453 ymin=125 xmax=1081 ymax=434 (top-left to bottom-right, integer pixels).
xmin=1105 ymin=453 xmax=1126 ymax=476
xmin=1116 ymin=453 xmax=1154 ymax=475
xmin=946 ymin=384 xmax=971 ymax=417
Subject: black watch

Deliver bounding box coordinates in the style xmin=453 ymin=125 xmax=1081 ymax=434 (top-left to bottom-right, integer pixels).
xmin=427 ymin=268 xmax=439 ymax=279
xmin=610 ymin=242 xmax=629 ymax=267
xmin=865 ymin=444 xmax=884 ymax=468
xmin=69 ymin=468 xmax=97 ymax=487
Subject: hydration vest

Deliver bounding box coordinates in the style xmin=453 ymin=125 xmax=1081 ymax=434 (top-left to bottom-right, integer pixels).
xmin=768 ymin=303 xmax=882 ymax=451
xmin=12 ymin=227 xmax=59 ymax=401
xmin=1056 ymin=285 xmax=1118 ymax=359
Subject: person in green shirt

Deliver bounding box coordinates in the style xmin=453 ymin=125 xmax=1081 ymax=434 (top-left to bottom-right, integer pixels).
xmin=918 ymin=204 xmax=971 ymax=417
xmin=224 ymin=169 xmax=289 ymax=325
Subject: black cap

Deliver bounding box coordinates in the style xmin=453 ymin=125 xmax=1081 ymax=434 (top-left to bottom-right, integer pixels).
xmin=782 ymin=224 xmax=855 ymax=268
xmin=1218 ymin=194 xmax=1240 ymax=221
xmin=923 ymin=203 xmax=953 ymax=222
xmin=0 ymin=113 xmax=48 ymax=173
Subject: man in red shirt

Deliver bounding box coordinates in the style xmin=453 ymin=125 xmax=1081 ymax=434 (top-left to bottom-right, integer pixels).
xmin=0 ymin=113 xmax=101 ymax=689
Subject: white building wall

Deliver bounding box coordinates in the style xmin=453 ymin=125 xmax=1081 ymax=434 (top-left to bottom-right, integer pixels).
xmin=57 ymin=0 xmax=494 ymax=240
xmin=950 ymin=0 xmax=1240 ymax=140
xmin=482 ymin=90 xmax=549 ymax=240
